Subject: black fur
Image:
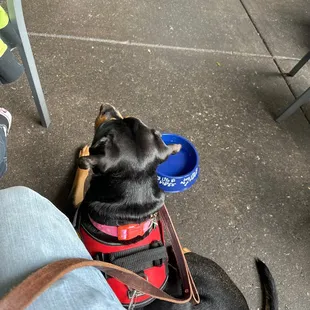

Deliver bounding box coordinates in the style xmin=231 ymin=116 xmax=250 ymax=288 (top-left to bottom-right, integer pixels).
xmin=146 ymin=252 xmax=278 ymax=310
xmin=79 ymin=116 xmax=177 ymax=225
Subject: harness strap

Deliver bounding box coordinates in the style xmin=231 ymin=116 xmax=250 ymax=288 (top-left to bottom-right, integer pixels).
xmin=0 ymin=205 xmax=200 ymax=309
xmin=109 ymin=243 xmax=167 ymax=273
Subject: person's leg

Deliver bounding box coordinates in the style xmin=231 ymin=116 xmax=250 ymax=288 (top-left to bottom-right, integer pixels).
xmin=0 ymin=186 xmax=124 ymax=310
xmin=0 ymin=108 xmax=11 ymax=178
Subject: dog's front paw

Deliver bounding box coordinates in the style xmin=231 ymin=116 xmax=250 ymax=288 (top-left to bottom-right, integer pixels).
xmin=183 ymin=247 xmax=191 ymax=254
xmin=78 ymin=145 xmax=90 ymax=172
xmin=79 ymin=145 xmax=90 ymax=158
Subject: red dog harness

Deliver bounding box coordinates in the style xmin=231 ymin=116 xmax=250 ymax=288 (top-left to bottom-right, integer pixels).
xmin=78 ymin=212 xmax=168 ymax=308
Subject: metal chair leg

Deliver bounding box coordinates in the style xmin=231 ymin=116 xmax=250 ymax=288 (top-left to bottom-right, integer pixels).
xmin=276 ymin=87 xmax=310 ymax=122
xmin=6 ymin=0 xmax=51 ymax=128
xmin=287 ymin=51 xmax=310 ymax=77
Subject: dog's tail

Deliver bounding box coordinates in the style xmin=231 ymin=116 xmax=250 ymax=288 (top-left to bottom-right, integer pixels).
xmin=255 ymin=258 xmax=278 ymax=310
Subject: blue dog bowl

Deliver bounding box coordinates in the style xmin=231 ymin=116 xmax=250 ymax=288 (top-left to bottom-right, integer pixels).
xmin=157 ymin=133 xmax=199 ymax=193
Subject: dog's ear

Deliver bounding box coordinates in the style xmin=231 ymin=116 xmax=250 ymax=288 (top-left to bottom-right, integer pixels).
xmin=78 ymin=155 xmax=100 ymax=170
xmin=92 ymin=136 xmax=109 ymax=149
xmin=157 ymin=143 xmax=182 ymax=162
xmin=78 ymin=136 xmax=110 ymax=170
xmin=78 ymin=135 xmax=115 ymax=171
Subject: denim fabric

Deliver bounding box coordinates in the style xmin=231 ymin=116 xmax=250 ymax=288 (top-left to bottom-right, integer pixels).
xmin=0 ymin=186 xmax=124 ymax=310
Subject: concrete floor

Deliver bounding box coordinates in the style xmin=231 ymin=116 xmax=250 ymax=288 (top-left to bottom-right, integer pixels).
xmin=1 ymin=0 xmax=310 ymax=309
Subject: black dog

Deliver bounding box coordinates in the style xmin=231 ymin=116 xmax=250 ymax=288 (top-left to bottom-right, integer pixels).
xmin=72 ymin=104 xmax=278 ymax=310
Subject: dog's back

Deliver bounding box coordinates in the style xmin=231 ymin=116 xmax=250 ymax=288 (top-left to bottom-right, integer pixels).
xmin=147 ymin=252 xmax=278 ymax=310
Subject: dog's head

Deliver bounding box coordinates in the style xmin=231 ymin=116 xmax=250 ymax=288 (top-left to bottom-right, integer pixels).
xmin=78 ymin=104 xmax=181 ymax=225
xmin=79 ymin=104 xmax=181 ymax=175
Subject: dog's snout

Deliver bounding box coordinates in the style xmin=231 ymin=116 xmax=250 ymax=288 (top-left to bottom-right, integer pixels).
xmin=99 ymin=104 xmax=123 ymax=119
xmin=99 ymin=104 xmax=105 ymax=114
xmin=95 ymin=104 xmax=123 ymax=130
xmin=99 ymin=103 xmax=113 ymax=116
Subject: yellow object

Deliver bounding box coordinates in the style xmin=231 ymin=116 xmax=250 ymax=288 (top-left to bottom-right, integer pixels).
xmin=0 ymin=6 xmax=9 ymax=30
xmin=0 ymin=38 xmax=8 ymax=57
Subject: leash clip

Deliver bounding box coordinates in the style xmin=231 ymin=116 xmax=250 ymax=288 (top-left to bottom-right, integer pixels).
xmin=151 ymin=213 xmax=158 ymax=229
xmin=128 ymin=290 xmax=137 ymax=310
xmin=127 ymin=271 xmax=147 ymax=308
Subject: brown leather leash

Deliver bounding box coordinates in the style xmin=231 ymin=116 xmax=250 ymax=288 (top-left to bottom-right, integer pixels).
xmin=159 ymin=205 xmax=200 ymax=304
xmin=0 ymin=205 xmax=200 ymax=309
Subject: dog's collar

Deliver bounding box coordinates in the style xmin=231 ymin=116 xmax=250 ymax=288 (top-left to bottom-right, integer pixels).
xmin=88 ymin=214 xmax=157 ymax=241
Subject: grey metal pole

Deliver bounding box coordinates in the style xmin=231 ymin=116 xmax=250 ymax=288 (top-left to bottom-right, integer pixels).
xmin=6 ymin=0 xmax=51 ymax=127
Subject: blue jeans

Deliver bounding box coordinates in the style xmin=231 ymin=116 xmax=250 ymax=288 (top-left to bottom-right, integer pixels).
xmin=0 ymin=126 xmax=7 ymax=178
xmin=0 ymin=186 xmax=124 ymax=310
